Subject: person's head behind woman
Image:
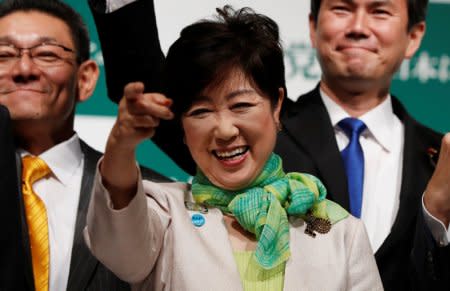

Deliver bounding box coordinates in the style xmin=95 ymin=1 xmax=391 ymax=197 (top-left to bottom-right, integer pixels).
xmin=163 ymin=6 xmax=287 ymax=191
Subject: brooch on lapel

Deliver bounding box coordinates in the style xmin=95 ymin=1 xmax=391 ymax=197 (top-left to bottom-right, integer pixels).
xmin=191 ymin=213 xmax=206 ymax=227
xmin=427 ymin=147 xmax=439 ymax=168
xmin=185 ymin=201 xmax=208 ymax=227
xmin=304 ymin=212 xmax=331 ymax=238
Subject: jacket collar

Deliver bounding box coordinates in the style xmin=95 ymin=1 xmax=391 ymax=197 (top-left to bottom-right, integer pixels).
xmin=281 ymin=84 xmax=349 ymax=209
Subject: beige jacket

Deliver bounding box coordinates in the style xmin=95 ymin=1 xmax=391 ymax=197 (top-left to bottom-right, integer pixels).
xmin=84 ymin=169 xmax=383 ymax=291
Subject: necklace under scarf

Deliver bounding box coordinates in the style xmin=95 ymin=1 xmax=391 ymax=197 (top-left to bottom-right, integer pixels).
xmin=192 ymin=153 xmax=348 ymax=270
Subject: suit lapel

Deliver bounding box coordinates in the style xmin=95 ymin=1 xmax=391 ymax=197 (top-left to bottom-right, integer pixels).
xmin=180 ymin=201 xmax=243 ymax=290
xmin=376 ymin=98 xmax=437 ymax=259
xmin=281 ymin=86 xmax=349 ymax=208
xmin=66 ymin=140 xmax=102 ymax=291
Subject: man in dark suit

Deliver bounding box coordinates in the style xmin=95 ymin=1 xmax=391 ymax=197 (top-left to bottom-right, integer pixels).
xmin=276 ymin=1 xmax=450 ymax=290
xmin=90 ymin=0 xmax=450 ymax=290
xmin=0 ymin=1 xmax=167 ymax=290
xmin=0 ymin=105 xmax=29 ymax=290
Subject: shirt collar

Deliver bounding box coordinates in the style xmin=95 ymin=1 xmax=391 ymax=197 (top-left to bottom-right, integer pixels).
xmin=18 ymin=134 xmax=83 ymax=186
xmin=320 ymin=89 xmax=396 ymax=152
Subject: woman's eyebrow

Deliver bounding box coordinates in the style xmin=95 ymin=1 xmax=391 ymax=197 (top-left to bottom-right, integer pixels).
xmin=193 ymin=89 xmax=256 ymax=104
xmin=225 ymin=89 xmax=256 ymax=100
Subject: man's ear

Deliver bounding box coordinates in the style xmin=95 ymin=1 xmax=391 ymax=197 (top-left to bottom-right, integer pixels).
xmin=76 ymin=60 xmax=99 ymax=102
xmin=405 ymin=21 xmax=426 ymax=59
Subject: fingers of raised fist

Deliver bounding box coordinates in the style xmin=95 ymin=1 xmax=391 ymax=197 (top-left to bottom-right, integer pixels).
xmin=123 ymin=82 xmax=174 ymax=120
xmin=112 ymin=82 xmax=174 ymax=147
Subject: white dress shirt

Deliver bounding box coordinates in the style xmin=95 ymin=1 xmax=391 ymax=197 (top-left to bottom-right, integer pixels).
xmin=423 ymin=198 xmax=450 ymax=246
xmin=321 ymin=91 xmax=450 ymax=251
xmin=321 ymin=91 xmax=404 ymax=252
xmin=18 ymin=134 xmax=84 ymax=291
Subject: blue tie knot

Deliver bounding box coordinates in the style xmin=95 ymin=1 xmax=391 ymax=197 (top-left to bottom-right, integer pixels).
xmin=338 ymin=118 xmax=366 ymax=138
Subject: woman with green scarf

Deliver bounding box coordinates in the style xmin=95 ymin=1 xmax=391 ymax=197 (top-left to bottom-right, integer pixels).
xmin=85 ymin=6 xmax=382 ymax=291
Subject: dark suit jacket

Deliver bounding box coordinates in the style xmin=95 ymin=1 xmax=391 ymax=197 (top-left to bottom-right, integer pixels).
xmin=89 ymin=0 xmax=194 ymax=175
xmin=90 ymin=0 xmax=449 ymax=289
xmin=89 ymin=0 xmax=164 ymax=104
xmin=276 ymin=86 xmax=448 ymax=291
xmin=0 ymin=105 xmax=29 ymax=291
xmin=17 ymin=139 xmax=169 ymax=291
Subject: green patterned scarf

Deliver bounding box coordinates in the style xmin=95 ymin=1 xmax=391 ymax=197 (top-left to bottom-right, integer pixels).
xmin=192 ymin=153 xmax=348 ymax=270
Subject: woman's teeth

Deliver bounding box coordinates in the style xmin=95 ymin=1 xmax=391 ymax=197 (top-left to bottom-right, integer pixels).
xmin=214 ymin=147 xmax=248 ymax=160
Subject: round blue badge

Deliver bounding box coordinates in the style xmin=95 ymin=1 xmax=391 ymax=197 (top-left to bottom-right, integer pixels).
xmin=191 ymin=213 xmax=205 ymax=227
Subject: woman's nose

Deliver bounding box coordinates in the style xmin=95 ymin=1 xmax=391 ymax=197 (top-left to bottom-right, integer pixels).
xmin=213 ymin=115 xmax=239 ymax=142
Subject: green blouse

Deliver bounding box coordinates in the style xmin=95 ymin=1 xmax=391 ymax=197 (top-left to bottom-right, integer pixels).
xmin=233 ymin=251 xmax=285 ymax=291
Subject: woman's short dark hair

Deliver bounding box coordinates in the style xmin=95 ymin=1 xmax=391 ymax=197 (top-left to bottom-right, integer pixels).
xmin=310 ymin=0 xmax=429 ymax=31
xmin=0 ymin=0 xmax=90 ymax=64
xmin=163 ymin=6 xmax=287 ymax=119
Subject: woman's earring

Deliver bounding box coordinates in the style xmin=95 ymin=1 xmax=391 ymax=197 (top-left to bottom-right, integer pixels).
xmin=276 ymin=122 xmax=282 ymax=132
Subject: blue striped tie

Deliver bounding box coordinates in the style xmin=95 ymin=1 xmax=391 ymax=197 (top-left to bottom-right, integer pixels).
xmin=338 ymin=118 xmax=366 ymax=218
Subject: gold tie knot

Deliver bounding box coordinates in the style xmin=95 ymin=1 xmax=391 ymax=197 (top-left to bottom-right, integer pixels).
xmin=22 ymin=155 xmax=51 ymax=191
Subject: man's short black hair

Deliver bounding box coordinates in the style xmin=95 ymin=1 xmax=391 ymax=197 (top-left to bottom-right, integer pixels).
xmin=310 ymin=0 xmax=429 ymax=31
xmin=0 ymin=0 xmax=90 ymax=64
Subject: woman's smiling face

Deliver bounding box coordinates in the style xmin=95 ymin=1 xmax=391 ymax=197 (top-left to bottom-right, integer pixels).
xmin=182 ymin=70 xmax=283 ymax=190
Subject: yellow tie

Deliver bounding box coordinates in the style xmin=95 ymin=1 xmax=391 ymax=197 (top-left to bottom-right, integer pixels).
xmin=22 ymin=156 xmax=51 ymax=291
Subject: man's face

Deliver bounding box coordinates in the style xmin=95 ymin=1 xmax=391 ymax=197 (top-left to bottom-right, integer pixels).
xmin=310 ymin=0 xmax=424 ymax=88
xmin=0 ymin=11 xmax=78 ymax=131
